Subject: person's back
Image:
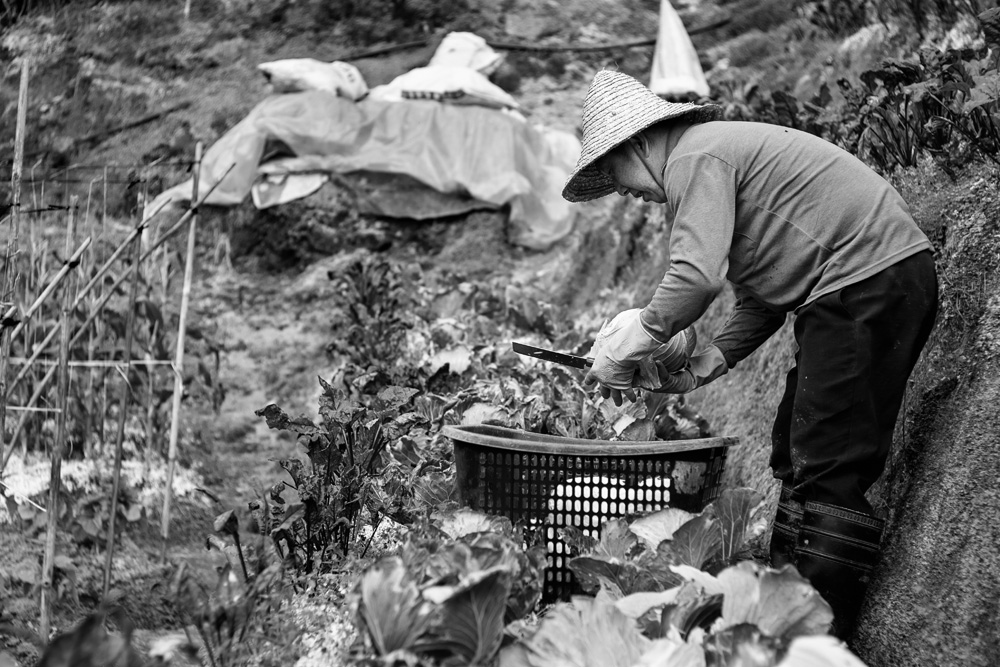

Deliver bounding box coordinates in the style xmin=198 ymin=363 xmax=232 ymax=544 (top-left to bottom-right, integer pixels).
xmin=664 ymin=121 xmax=931 ymax=311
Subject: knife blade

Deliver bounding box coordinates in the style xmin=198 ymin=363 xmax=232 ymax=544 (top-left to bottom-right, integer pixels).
xmin=511 ymin=342 xmax=593 ymax=369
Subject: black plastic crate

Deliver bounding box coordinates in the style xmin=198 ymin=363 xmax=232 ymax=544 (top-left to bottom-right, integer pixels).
xmin=443 ymin=424 xmax=737 ymax=603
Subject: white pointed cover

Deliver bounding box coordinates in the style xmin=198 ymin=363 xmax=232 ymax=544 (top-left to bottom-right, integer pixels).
xmin=650 ymin=0 xmax=710 ymax=97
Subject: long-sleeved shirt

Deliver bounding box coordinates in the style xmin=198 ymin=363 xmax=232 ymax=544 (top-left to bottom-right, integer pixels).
xmin=639 ymin=121 xmax=932 ymax=367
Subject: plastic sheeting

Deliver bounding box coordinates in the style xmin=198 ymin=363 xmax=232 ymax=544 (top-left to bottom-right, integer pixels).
xmin=649 ymin=0 xmax=710 ymax=97
xmin=147 ymin=91 xmax=579 ymax=250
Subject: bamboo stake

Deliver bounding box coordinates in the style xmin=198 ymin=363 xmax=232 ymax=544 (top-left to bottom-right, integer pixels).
xmin=102 ymin=233 xmax=142 ymax=599
xmin=84 ymin=178 xmax=96 ymax=454
xmin=40 ymin=196 xmax=77 ymax=640
xmin=102 ymin=373 xmax=109 ymax=453
xmin=0 ymin=59 xmax=30 ymax=475
xmin=0 ymin=163 xmax=235 ymax=472
xmin=161 ymin=142 xmax=202 ymax=557
xmin=96 ymin=173 xmax=108 ymax=453
xmin=27 ymin=166 xmax=37 ymax=294
xmin=159 ymin=243 xmax=169 ymax=305
xmin=145 ymin=330 xmax=156 ymax=455
xmin=102 ymin=166 xmax=108 ymax=226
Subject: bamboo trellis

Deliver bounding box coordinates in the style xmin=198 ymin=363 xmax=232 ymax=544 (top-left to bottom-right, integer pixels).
xmin=0 ymin=63 xmax=236 ymax=637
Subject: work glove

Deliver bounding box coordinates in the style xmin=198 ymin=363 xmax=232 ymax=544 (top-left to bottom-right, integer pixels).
xmin=653 ymin=344 xmax=729 ymax=394
xmin=584 ymin=309 xmax=694 ymax=406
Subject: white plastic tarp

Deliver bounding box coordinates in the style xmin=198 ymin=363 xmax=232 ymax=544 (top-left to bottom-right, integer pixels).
xmin=148 ymin=91 xmax=579 ymax=250
xmin=650 ymin=0 xmax=710 ymax=97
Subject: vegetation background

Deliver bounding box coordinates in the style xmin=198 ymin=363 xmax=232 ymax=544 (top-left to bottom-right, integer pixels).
xmin=1 ymin=0 xmax=999 ymax=666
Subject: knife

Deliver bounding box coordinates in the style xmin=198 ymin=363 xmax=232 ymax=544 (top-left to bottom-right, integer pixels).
xmin=511 ymin=342 xmax=593 ymax=369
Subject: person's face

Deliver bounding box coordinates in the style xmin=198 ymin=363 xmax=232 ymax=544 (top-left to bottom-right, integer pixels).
xmin=596 ymin=135 xmax=667 ymax=203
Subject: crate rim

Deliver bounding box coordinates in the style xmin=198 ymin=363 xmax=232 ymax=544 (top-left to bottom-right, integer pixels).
xmin=443 ymin=424 xmax=738 ymax=457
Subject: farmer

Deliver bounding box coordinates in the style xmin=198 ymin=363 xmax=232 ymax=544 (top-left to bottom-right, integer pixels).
xmin=563 ymin=70 xmax=938 ymax=637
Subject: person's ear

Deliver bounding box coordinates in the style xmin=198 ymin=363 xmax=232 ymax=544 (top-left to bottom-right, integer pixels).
xmin=628 ymin=132 xmax=651 ymax=157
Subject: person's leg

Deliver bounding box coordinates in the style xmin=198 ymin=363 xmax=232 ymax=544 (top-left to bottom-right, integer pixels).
xmin=792 ymin=251 xmax=938 ymax=509
xmin=789 ymin=250 xmax=938 ymax=636
xmin=770 ymin=366 xmax=797 ymax=490
xmin=769 ymin=366 xmax=804 ymax=567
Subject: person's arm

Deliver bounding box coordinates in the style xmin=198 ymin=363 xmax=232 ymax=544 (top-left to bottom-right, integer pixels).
xmin=639 ymin=152 xmax=738 ymax=343
xmin=711 ymin=287 xmax=787 ymax=368
xmin=653 ymin=287 xmax=786 ymax=394
xmin=586 ymin=152 xmax=739 ymax=403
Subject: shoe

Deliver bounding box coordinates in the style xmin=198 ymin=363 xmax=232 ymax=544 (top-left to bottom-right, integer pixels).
xmin=769 ymin=486 xmax=803 ymax=568
xmin=796 ymin=501 xmax=884 ymax=639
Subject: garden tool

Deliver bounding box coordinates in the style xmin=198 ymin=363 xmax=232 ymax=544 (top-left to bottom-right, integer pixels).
xmin=511 ymin=342 xmax=592 ymax=369
xmin=512 ymin=323 xmax=696 ymax=391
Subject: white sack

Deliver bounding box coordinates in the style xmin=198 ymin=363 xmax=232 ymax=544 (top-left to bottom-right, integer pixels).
xmin=258 ymin=59 xmax=369 ymax=100
xmin=429 ymin=31 xmax=503 ymax=74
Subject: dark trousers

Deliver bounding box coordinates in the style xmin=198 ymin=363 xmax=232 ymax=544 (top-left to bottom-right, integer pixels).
xmin=770 ymin=250 xmax=938 ymax=514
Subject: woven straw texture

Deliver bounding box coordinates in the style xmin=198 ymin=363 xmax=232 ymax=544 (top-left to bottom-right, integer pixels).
xmin=562 ymin=70 xmax=720 ymax=203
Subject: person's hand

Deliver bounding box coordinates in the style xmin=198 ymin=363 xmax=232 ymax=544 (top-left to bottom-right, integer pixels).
xmin=584 ymin=348 xmax=639 ymax=406
xmin=583 ymin=309 xmax=661 ymax=406
xmin=654 ymin=345 xmax=729 ymax=394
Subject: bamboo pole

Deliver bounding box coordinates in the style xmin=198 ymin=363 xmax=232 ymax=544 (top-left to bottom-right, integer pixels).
xmin=40 ymin=196 xmax=77 ymax=640
xmin=161 ymin=142 xmax=201 ymax=557
xmin=27 ymin=166 xmax=38 ymax=295
xmin=145 ymin=327 xmax=157 ymax=455
xmin=102 ymin=232 xmax=142 ymax=599
xmin=0 ymin=163 xmax=235 ymax=472
xmin=84 ymin=178 xmax=96 ymax=454
xmin=102 ymin=166 xmax=108 ymax=226
xmin=0 ymin=59 xmax=30 ymax=475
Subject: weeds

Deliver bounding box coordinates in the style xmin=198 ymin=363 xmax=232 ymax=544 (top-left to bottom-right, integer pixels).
xmin=168 ymin=510 xmax=300 ymax=667
xmin=0 ymin=0 xmax=74 ymax=30
xmin=328 ymin=256 xmax=413 ymax=372
xmin=253 ymin=378 xmax=423 ymax=573
xmin=718 ymin=37 xmax=1000 ymax=175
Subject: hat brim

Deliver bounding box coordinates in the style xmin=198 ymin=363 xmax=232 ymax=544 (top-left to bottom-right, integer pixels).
xmin=562 ymin=105 xmax=722 ymax=203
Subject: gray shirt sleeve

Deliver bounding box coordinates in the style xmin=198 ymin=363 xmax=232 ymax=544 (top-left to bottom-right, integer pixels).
xmin=710 ymin=286 xmax=786 ymax=367
xmin=640 ymin=153 xmax=735 ymax=343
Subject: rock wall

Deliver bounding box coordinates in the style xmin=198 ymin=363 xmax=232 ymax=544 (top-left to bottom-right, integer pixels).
xmin=850 ymin=166 xmax=1000 ymax=666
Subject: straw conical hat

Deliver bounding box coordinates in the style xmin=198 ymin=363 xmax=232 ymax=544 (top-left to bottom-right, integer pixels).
xmin=562 ymin=70 xmax=720 ymax=203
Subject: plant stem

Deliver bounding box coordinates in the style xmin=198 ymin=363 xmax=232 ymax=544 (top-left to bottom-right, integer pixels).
xmin=361 ymin=512 xmax=384 ymax=558
xmin=103 ymin=231 xmax=144 ymax=599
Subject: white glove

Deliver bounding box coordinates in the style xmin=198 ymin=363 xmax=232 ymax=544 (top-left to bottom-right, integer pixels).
xmin=653 ymin=344 xmax=729 ymax=394
xmin=585 ymin=309 xmax=694 ymax=406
